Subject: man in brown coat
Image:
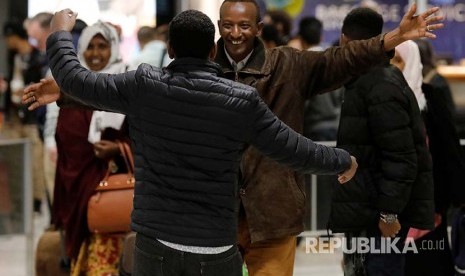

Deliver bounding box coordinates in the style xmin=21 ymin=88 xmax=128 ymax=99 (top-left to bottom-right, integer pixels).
xmin=215 ymin=0 xmax=443 ymax=275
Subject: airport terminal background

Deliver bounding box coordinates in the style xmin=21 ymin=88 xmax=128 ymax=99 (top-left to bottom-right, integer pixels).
xmin=1 ymin=0 xmax=465 ymax=275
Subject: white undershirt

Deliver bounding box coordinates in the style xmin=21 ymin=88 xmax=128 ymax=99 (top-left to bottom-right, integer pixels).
xmin=157 ymin=239 xmax=233 ymax=254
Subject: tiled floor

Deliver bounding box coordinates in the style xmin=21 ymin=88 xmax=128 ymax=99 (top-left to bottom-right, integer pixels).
xmin=0 ymin=206 xmax=343 ymax=276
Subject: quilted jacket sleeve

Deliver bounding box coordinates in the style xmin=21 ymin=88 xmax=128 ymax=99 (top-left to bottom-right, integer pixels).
xmin=246 ymin=91 xmax=352 ymax=175
xmin=46 ymin=31 xmax=137 ymax=114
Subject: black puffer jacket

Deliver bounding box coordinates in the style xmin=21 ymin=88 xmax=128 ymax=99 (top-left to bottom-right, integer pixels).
xmin=330 ymin=65 xmax=434 ymax=233
xmin=47 ymin=31 xmax=352 ymax=247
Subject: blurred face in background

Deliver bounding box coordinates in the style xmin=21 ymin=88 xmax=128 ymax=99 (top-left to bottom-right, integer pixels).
xmin=218 ymin=1 xmax=263 ymax=63
xmin=83 ymin=34 xmax=111 ymax=71
xmin=5 ymin=35 xmax=18 ymax=50
xmin=26 ymin=20 xmax=49 ymax=51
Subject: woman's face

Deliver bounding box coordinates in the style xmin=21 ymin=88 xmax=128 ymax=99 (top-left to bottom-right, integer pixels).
xmin=83 ymin=34 xmax=111 ymax=71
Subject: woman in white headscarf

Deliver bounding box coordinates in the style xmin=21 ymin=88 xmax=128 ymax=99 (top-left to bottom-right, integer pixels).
xmin=78 ymin=21 xmax=127 ymax=145
xmin=43 ymin=21 xmax=129 ymax=276
xmin=393 ymin=40 xmax=463 ymax=275
xmin=391 ymin=40 xmax=427 ymax=111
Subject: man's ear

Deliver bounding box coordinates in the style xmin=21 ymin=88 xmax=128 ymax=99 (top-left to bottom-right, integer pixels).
xmin=340 ymin=33 xmax=349 ymax=46
xmin=256 ymin=21 xmax=264 ymax=37
xmin=167 ymin=40 xmax=175 ymax=59
xmin=209 ymin=43 xmax=217 ymax=60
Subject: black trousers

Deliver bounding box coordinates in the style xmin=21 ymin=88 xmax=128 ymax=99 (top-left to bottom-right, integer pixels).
xmin=133 ymin=233 xmax=242 ymax=276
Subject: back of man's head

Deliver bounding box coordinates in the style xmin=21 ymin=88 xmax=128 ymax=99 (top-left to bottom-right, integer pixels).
xmin=342 ymin=7 xmax=383 ymax=41
xmin=3 ymin=21 xmax=28 ymax=39
xmin=154 ymin=24 xmax=169 ymax=42
xmin=265 ymin=10 xmax=292 ymax=37
xmin=30 ymin=12 xmax=53 ymax=30
xmin=71 ymin=19 xmax=88 ymax=50
xmin=298 ymin=17 xmax=322 ymax=46
xmin=137 ymin=26 xmax=156 ymax=49
xmin=169 ymin=10 xmax=215 ymax=59
xmin=415 ymin=39 xmax=435 ymax=73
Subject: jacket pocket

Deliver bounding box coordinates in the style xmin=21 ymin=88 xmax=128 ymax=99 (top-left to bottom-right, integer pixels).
xmin=288 ymin=171 xmax=305 ymax=210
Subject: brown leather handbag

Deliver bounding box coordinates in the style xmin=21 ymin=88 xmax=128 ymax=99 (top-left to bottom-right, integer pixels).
xmin=87 ymin=142 xmax=135 ymax=233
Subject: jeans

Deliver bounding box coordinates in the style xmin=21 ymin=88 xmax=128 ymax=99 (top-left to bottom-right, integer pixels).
xmin=133 ymin=233 xmax=242 ymax=276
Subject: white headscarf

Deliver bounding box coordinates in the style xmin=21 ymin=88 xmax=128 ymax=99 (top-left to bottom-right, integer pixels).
xmin=78 ymin=21 xmax=127 ymax=74
xmin=396 ymin=40 xmax=426 ymax=111
xmin=78 ymin=21 xmax=127 ymax=143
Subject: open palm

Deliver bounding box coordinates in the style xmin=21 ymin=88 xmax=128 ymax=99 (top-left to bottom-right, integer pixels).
xmin=23 ymin=78 xmax=61 ymax=111
xmin=400 ymin=3 xmax=443 ymax=40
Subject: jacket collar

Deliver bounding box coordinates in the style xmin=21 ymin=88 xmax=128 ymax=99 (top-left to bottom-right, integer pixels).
xmin=167 ymin=57 xmax=224 ymax=77
xmin=215 ymin=38 xmax=268 ymax=75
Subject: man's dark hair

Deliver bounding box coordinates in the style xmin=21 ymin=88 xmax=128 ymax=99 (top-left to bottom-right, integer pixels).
xmin=342 ymin=7 xmax=383 ymax=40
xmin=415 ymin=39 xmax=436 ymax=75
xmin=261 ymin=24 xmax=286 ymax=46
xmin=265 ymin=10 xmax=292 ymax=36
xmin=169 ymin=10 xmax=215 ymax=59
xmin=155 ymin=24 xmax=169 ymax=42
xmin=30 ymin=12 xmax=53 ymax=29
xmin=71 ymin=19 xmax=88 ymax=50
xmin=3 ymin=21 xmax=28 ymax=39
xmin=220 ymin=0 xmax=262 ymax=23
xmin=137 ymin=26 xmax=156 ymax=44
xmin=298 ymin=17 xmax=322 ymax=46
xmin=72 ymin=19 xmax=88 ymax=35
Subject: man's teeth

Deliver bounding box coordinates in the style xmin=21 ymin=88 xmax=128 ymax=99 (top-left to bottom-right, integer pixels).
xmin=232 ymin=41 xmax=242 ymax=45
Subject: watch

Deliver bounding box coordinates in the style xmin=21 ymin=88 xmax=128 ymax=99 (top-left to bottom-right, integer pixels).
xmin=380 ymin=212 xmax=397 ymax=224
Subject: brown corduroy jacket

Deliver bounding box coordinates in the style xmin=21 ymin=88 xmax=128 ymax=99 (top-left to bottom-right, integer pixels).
xmin=215 ymin=35 xmax=394 ymax=243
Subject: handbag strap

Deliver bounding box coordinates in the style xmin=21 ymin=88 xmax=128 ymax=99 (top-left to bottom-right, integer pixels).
xmin=97 ymin=141 xmax=135 ymax=190
xmin=118 ymin=141 xmax=134 ymax=175
xmin=121 ymin=142 xmax=134 ymax=172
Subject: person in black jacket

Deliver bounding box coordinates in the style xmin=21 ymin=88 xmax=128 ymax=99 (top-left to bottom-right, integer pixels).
xmin=330 ymin=8 xmax=434 ymax=276
xmin=24 ymin=9 xmax=357 ymax=276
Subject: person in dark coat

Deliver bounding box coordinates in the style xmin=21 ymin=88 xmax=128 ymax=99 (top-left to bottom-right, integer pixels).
xmin=214 ymin=1 xmax=443 ymax=274
xmin=330 ymin=8 xmax=435 ymax=276
xmin=24 ymin=9 xmax=358 ymax=276
xmin=402 ymin=39 xmax=465 ymax=276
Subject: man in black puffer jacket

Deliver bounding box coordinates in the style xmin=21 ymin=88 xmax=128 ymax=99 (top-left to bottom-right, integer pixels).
xmin=25 ymin=9 xmax=357 ymax=276
xmin=330 ymin=8 xmax=434 ymax=276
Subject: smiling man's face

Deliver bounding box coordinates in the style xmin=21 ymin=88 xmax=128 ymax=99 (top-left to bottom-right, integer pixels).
xmin=218 ymin=1 xmax=263 ymax=63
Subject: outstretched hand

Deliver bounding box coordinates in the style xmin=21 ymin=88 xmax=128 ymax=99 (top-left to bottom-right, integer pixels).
xmin=384 ymin=3 xmax=444 ymax=51
xmin=338 ymin=156 xmax=357 ymax=184
xmin=23 ymin=78 xmax=61 ymax=110
xmin=399 ymin=3 xmax=443 ymax=40
xmin=50 ymin=9 xmax=78 ymax=33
